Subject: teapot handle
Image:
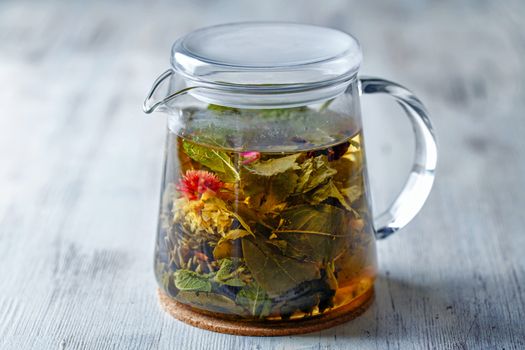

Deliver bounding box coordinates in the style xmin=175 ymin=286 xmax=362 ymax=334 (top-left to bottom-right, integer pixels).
xmin=359 ymin=77 xmax=437 ymax=239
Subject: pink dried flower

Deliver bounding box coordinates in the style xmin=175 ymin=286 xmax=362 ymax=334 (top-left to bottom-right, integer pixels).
xmin=240 ymin=151 xmax=261 ymax=165
xmin=177 ymin=170 xmax=223 ymax=200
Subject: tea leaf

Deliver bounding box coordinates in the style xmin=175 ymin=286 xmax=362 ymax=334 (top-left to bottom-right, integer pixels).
xmin=308 ymin=180 xmax=353 ymax=211
xmin=221 ymin=229 xmax=252 ymax=242
xmin=267 ymin=171 xmax=298 ymax=206
xmin=241 ymin=169 xmax=298 ymax=213
xmin=215 ymin=259 xmax=235 ymax=281
xmin=341 ymin=185 xmax=363 ymax=204
xmin=245 ymin=154 xmax=301 ymax=176
xmin=236 ymin=281 xmax=273 ymax=318
xmin=331 ymin=157 xmax=361 ymax=186
xmin=174 ymin=269 xmax=213 ymax=292
xmin=296 ymin=156 xmax=337 ymax=193
xmin=266 ymin=239 xmax=288 ymax=252
xmin=274 ymin=204 xmax=351 ymax=263
xmin=213 ymin=240 xmax=233 ymax=260
xmin=183 ymin=141 xmax=239 ymax=181
xmin=334 ymin=241 xmax=374 ymax=286
xmin=220 ymin=277 xmax=246 ymax=287
xmin=242 ymin=237 xmax=320 ymax=297
xmin=176 ymin=260 xmax=248 ymax=293
xmin=274 ymin=274 xmax=335 ymax=316
xmin=207 ymin=104 xmax=240 ymax=114
xmin=177 ymin=291 xmax=245 ymax=314
xmin=214 ymin=259 xmax=246 ymax=287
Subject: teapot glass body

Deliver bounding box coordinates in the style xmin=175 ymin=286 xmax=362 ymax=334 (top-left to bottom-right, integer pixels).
xmin=144 ymin=22 xmax=437 ymax=329
xmin=154 ymin=80 xmax=378 ymax=321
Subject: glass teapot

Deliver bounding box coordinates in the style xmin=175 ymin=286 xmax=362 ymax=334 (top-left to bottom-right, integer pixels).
xmin=143 ymin=22 xmax=437 ymax=334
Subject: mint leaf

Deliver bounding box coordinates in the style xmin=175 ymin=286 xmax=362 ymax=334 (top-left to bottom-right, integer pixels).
xmin=214 ymin=258 xmax=246 ymax=287
xmin=174 ymin=270 xmax=213 ymax=292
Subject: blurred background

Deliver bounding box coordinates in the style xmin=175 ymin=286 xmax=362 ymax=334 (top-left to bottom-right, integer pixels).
xmin=1 ymin=0 xmax=524 ymax=349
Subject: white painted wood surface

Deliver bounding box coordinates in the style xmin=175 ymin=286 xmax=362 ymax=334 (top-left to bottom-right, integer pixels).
xmin=1 ymin=0 xmax=524 ymax=349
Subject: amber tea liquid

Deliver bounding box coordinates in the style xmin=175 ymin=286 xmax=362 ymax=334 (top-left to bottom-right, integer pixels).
xmin=155 ymin=130 xmax=377 ymax=321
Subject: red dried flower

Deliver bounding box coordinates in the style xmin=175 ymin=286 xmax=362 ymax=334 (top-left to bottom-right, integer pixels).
xmin=240 ymin=151 xmax=260 ymax=165
xmin=177 ymin=170 xmax=223 ymax=200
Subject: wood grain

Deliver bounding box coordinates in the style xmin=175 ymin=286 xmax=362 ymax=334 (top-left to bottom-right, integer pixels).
xmin=0 ymin=0 xmax=524 ymax=349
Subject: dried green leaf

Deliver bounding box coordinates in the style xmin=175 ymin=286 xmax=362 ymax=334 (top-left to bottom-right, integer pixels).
xmin=296 ymin=155 xmax=337 ymax=193
xmin=174 ymin=269 xmax=213 ymax=292
xmin=213 ymin=240 xmax=233 ymax=260
xmin=274 ymin=204 xmax=352 ymax=263
xmin=341 ymin=185 xmax=363 ymax=204
xmin=177 ymin=291 xmax=245 ymax=314
xmin=334 ymin=241 xmax=374 ymax=286
xmin=207 ymin=104 xmax=240 ymax=114
xmin=236 ymin=281 xmax=273 ymax=318
xmin=266 ymin=239 xmax=288 ymax=252
xmin=242 ymin=237 xmax=320 ymax=297
xmin=215 ymin=259 xmax=235 ymax=281
xmin=212 ymin=232 xmax=245 ymax=264
xmin=183 ymin=141 xmax=239 ymax=181
xmin=308 ymin=180 xmax=353 ymax=211
xmin=245 ymin=153 xmax=301 ymax=176
xmin=214 ymin=259 xmax=246 ymax=287
xmin=221 ymin=229 xmax=252 ymax=242
xmin=241 ymin=169 xmax=299 ymax=213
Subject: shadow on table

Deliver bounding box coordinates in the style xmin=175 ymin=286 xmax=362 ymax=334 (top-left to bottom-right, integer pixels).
xmin=297 ymin=273 xmax=524 ymax=345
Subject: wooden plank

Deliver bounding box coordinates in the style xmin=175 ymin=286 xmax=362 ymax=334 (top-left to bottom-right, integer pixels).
xmin=0 ymin=0 xmax=524 ymax=349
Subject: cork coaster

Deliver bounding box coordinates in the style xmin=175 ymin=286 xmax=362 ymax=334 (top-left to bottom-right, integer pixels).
xmin=158 ymin=288 xmax=374 ymax=336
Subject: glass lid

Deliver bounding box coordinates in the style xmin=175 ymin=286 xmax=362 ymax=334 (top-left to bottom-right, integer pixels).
xmin=172 ymin=22 xmax=362 ymax=87
xmin=170 ymin=22 xmax=362 ymax=107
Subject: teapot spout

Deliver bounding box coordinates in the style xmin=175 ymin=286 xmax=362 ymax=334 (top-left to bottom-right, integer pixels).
xmin=143 ymin=69 xmax=194 ymax=114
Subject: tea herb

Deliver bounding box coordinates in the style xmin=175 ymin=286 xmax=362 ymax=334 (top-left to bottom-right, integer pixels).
xmin=183 ymin=141 xmax=240 ymax=181
xmin=176 ymin=291 xmax=245 ymax=314
xmin=341 ymin=185 xmax=363 ymax=204
xmin=244 ymin=153 xmax=301 ymax=176
xmin=242 ymin=170 xmax=298 ymax=213
xmin=296 ymin=155 xmax=337 ymax=193
xmin=236 ymin=281 xmax=272 ymax=318
xmin=214 ymin=258 xmax=247 ymax=287
xmin=175 ymin=258 xmax=249 ymax=293
xmin=174 ymin=270 xmax=213 ymax=292
xmin=273 ymin=204 xmax=350 ymax=263
xmin=155 ymin=111 xmax=375 ymax=320
xmin=307 ymin=181 xmax=353 ymax=212
xmin=242 ymin=237 xmax=320 ymax=297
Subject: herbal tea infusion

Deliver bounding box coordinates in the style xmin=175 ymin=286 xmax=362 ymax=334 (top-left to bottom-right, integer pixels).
xmin=154 ymin=106 xmax=377 ymax=321
xmin=145 ymin=22 xmax=437 ymax=333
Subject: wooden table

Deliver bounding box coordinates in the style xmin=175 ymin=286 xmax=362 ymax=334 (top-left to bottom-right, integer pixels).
xmin=1 ymin=1 xmax=524 ymax=349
